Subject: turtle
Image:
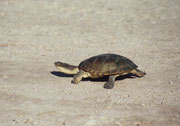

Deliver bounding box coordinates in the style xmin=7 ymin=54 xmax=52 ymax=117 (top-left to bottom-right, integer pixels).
xmin=54 ymin=54 xmax=146 ymax=89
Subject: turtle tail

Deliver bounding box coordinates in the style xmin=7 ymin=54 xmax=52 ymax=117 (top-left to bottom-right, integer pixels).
xmin=131 ymin=69 xmax=146 ymax=77
xmin=54 ymin=61 xmax=79 ymax=74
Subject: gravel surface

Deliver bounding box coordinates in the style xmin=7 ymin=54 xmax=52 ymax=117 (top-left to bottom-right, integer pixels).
xmin=0 ymin=0 xmax=180 ymax=126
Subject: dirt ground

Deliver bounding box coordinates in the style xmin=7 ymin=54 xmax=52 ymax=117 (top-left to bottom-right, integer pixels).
xmin=0 ymin=0 xmax=180 ymax=126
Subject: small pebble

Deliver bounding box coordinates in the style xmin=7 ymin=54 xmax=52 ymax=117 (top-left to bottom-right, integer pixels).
xmin=24 ymin=119 xmax=33 ymax=124
xmin=115 ymin=121 xmax=120 ymax=125
xmin=170 ymin=90 xmax=173 ymax=93
xmin=63 ymin=120 xmax=68 ymax=125
xmin=85 ymin=119 xmax=96 ymax=125
xmin=168 ymin=81 xmax=173 ymax=84
xmin=133 ymin=121 xmax=141 ymax=126
xmin=1 ymin=12 xmax=4 ymax=16
xmin=174 ymin=115 xmax=179 ymax=118
xmin=3 ymin=75 xmax=8 ymax=79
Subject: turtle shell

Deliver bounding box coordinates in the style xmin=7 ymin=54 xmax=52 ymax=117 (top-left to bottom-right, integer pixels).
xmin=78 ymin=54 xmax=138 ymax=78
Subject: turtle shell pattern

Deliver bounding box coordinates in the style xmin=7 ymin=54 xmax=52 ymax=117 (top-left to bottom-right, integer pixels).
xmin=78 ymin=54 xmax=138 ymax=78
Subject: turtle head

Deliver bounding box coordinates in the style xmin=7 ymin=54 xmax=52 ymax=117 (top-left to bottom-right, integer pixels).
xmin=54 ymin=61 xmax=79 ymax=74
xmin=54 ymin=61 xmax=64 ymax=67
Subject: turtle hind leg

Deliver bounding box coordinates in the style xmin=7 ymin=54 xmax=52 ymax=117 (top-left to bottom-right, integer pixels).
xmin=131 ymin=69 xmax=146 ymax=77
xmin=104 ymin=75 xmax=119 ymax=89
xmin=71 ymin=70 xmax=90 ymax=84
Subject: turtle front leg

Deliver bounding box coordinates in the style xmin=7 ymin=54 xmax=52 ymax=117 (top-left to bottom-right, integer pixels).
xmin=104 ymin=75 xmax=119 ymax=89
xmin=71 ymin=70 xmax=90 ymax=84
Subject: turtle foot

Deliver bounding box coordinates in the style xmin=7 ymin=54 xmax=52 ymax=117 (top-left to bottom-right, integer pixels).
xmin=103 ymin=82 xmax=114 ymax=89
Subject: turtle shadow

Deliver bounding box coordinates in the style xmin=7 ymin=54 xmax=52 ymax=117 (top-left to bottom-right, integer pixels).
xmin=82 ymin=73 xmax=136 ymax=82
xmin=51 ymin=71 xmax=74 ymax=77
xmin=51 ymin=71 xmax=136 ymax=82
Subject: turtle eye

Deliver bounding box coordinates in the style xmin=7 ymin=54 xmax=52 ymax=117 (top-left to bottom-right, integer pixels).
xmin=54 ymin=62 xmax=60 ymax=66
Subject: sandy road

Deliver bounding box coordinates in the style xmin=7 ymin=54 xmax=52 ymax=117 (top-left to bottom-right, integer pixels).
xmin=0 ymin=0 xmax=180 ymax=126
